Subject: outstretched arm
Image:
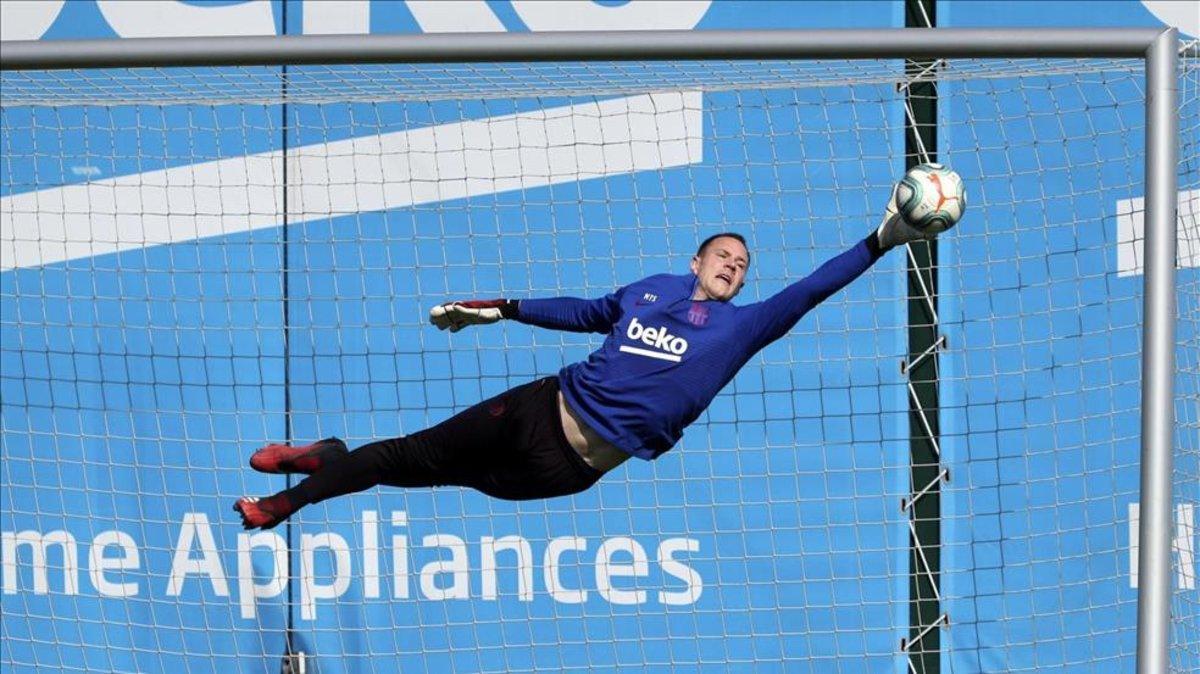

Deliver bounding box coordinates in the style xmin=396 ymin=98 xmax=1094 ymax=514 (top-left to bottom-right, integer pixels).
xmin=513 ymin=293 xmax=623 ymax=333
xmin=743 ymin=234 xmax=886 ymax=348
xmin=744 ymin=183 xmax=941 ymax=348
xmin=429 ymin=291 xmax=623 ymax=334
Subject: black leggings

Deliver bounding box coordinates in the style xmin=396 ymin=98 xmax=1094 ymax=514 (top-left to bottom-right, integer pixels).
xmin=295 ymin=377 xmax=605 ymax=502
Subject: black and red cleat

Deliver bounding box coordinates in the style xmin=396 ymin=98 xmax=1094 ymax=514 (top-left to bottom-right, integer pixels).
xmin=233 ymin=495 xmax=293 ymax=530
xmin=250 ymin=437 xmax=348 ymax=475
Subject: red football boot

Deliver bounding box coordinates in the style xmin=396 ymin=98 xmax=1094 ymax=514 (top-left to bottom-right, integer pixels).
xmin=233 ymin=495 xmax=293 ymax=530
xmin=249 ymin=437 xmax=348 ymax=475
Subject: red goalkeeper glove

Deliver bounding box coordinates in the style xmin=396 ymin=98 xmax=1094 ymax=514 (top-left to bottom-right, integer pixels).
xmin=429 ymin=299 xmax=518 ymax=333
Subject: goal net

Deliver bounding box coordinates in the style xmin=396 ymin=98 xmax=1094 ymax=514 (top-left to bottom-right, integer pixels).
xmin=1 ymin=46 xmax=1196 ymax=673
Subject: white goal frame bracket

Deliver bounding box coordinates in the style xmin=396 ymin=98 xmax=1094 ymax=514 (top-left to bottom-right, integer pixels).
xmin=0 ymin=27 xmax=1181 ymax=674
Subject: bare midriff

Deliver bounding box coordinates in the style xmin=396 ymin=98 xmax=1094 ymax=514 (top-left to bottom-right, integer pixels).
xmin=557 ymin=391 xmax=631 ymax=473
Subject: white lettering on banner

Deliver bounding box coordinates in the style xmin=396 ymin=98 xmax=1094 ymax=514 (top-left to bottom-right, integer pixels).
xmin=0 ymin=0 xmax=65 ymax=41
xmin=511 ymin=1 xmax=711 ymax=31
xmin=622 ymin=317 xmax=689 ymax=362
xmin=420 ymin=534 xmax=470 ymax=600
xmin=96 ymin=0 xmax=276 ymax=39
xmin=1182 ymin=504 xmax=1198 ymax=590
xmin=237 ymin=531 xmax=287 ymax=619
xmin=659 ymin=537 xmax=704 ymax=605
xmin=392 ymin=511 xmax=410 ymax=599
xmin=167 ymin=513 xmax=229 ymax=597
xmin=482 ymin=536 xmax=535 ymax=601
xmin=544 ymin=536 xmax=589 ymax=604
xmin=301 ymin=532 xmax=352 ymax=620
xmin=0 ymin=91 xmax=702 ymax=272
xmin=1128 ymin=502 xmax=1197 ymax=590
xmin=1 ymin=529 xmax=78 ymax=595
xmin=363 ymin=510 xmax=380 ymax=599
xmin=89 ymin=530 xmax=140 ymax=598
xmin=0 ymin=511 xmax=705 ymax=614
xmin=1140 ymin=1 xmax=1199 ymax=37
xmin=302 ymin=0 xmax=371 ymax=35
xmin=1 ymin=0 xmax=712 ymax=40
xmin=408 ymin=0 xmax=505 ymax=33
xmin=596 ymin=537 xmax=649 ymax=605
xmin=1115 ymin=189 xmax=1199 ymax=277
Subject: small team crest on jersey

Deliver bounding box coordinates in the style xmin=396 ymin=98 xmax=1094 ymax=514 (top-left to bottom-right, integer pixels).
xmin=687 ymin=302 xmax=710 ymax=327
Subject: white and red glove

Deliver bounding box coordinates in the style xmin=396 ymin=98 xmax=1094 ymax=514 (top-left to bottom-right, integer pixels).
xmin=429 ymin=299 xmax=517 ymax=333
xmin=875 ymin=182 xmax=936 ymax=251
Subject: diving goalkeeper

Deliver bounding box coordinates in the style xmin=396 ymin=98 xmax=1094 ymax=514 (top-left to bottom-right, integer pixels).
xmin=235 ymin=188 xmax=940 ymax=530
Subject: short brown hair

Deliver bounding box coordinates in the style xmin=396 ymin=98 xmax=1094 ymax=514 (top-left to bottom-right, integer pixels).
xmin=695 ymin=232 xmax=750 ymax=265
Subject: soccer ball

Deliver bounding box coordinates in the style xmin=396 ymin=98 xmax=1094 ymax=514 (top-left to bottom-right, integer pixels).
xmin=895 ymin=163 xmax=966 ymax=234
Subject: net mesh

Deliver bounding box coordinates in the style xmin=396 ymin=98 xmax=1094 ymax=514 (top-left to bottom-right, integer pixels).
xmin=1170 ymin=42 xmax=1200 ymax=673
xmin=0 ymin=57 xmax=1146 ymax=106
xmin=1 ymin=52 xmax=1196 ymax=673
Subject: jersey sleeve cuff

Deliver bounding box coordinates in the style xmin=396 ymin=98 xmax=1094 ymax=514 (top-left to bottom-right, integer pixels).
xmin=865 ymin=231 xmax=887 ymax=259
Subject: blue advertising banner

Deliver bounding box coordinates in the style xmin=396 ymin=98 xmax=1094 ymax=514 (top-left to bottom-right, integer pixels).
xmin=938 ymin=2 xmax=1197 ymax=673
xmin=1 ymin=2 xmax=1195 ymax=673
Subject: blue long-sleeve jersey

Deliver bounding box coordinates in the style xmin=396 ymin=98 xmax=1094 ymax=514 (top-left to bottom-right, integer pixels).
xmin=516 ymin=236 xmax=885 ymax=460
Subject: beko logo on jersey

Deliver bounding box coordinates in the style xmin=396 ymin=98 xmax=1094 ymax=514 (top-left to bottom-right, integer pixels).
xmin=620 ymin=317 xmax=689 ymax=362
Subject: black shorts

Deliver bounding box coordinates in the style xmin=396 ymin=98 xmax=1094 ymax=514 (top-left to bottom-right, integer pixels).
xmin=298 ymin=377 xmax=605 ymax=503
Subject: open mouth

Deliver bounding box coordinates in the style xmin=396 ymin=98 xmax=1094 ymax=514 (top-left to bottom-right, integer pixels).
xmin=716 ymin=273 xmax=732 ymax=284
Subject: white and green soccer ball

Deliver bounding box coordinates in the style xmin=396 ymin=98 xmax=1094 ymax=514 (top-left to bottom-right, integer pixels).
xmin=896 ymin=163 xmax=966 ymax=234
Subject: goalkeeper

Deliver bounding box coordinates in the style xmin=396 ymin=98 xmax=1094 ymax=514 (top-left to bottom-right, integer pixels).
xmin=235 ymin=188 xmax=939 ymax=530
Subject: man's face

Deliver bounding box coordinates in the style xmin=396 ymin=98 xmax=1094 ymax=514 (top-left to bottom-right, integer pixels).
xmin=690 ymin=236 xmax=749 ymax=302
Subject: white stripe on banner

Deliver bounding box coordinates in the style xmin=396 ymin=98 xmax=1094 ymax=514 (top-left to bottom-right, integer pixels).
xmin=1127 ymin=501 xmax=1197 ymax=590
xmin=619 ymin=345 xmax=682 ymax=362
xmin=0 ymin=91 xmax=703 ymax=271
xmin=1115 ymin=188 xmax=1199 ymax=277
